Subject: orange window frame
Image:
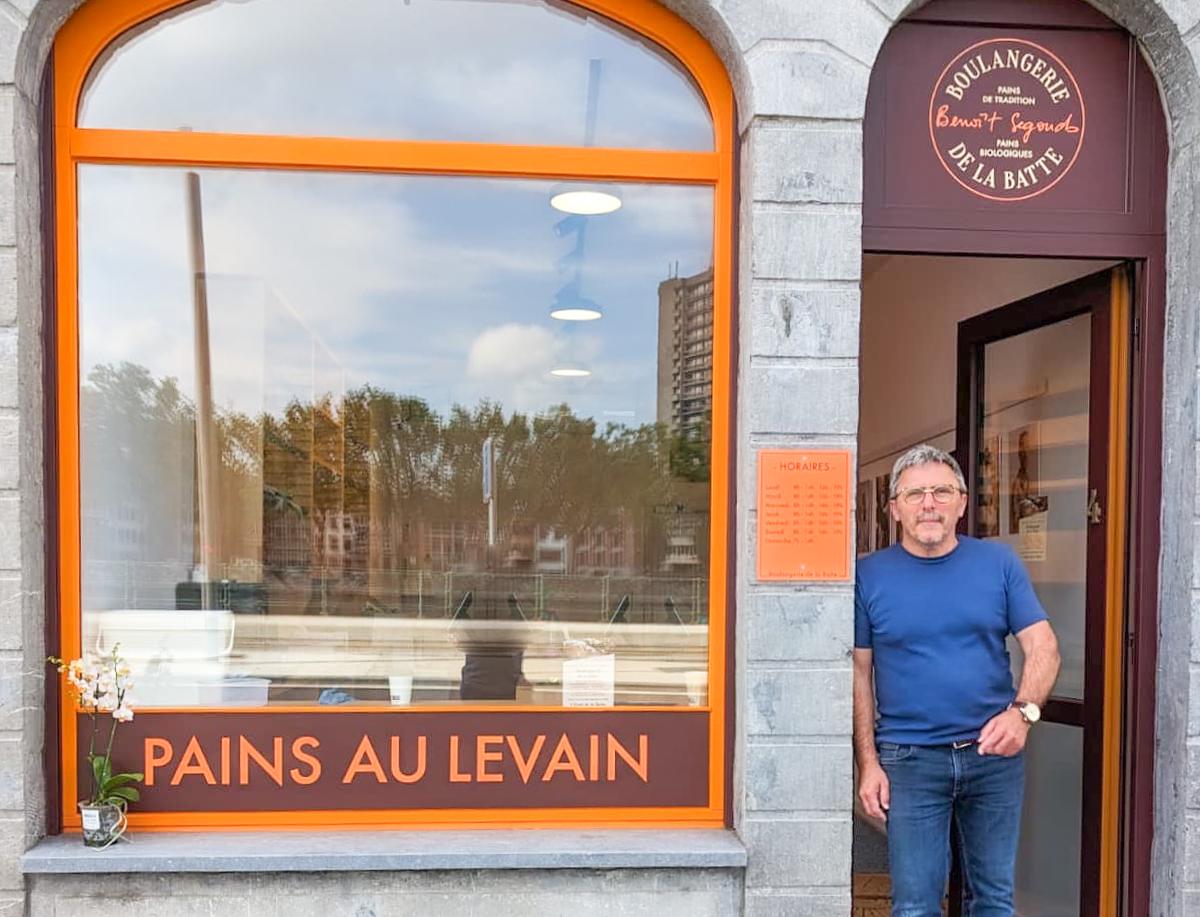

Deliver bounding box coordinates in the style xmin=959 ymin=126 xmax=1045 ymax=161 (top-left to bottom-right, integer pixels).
xmin=52 ymin=0 xmax=735 ymax=831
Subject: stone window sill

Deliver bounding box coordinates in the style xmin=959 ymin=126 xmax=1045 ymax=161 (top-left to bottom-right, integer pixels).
xmin=21 ymin=828 xmax=747 ymax=874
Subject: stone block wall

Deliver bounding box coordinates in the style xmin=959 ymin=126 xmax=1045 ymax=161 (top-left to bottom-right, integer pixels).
xmin=26 ymin=869 xmax=744 ymax=917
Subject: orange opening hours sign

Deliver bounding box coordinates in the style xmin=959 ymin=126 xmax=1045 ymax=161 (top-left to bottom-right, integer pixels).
xmin=757 ymin=449 xmax=851 ymax=582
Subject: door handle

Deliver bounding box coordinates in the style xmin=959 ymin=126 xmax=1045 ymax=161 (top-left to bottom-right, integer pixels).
xmin=1088 ymin=488 xmax=1103 ymax=525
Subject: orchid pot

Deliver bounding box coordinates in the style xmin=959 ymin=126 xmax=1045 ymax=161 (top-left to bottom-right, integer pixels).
xmin=49 ymin=646 xmax=143 ymax=849
xmin=78 ymin=801 xmax=127 ymax=849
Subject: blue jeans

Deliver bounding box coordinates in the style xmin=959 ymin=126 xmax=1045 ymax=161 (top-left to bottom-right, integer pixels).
xmin=878 ymin=741 xmax=1024 ymax=917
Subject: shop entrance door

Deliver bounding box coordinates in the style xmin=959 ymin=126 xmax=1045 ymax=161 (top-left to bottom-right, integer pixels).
xmin=954 ymin=266 xmax=1130 ymax=917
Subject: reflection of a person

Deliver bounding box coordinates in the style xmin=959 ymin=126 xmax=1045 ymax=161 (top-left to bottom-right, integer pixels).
xmin=460 ymin=650 xmax=524 ymax=700
xmin=453 ymin=590 xmax=526 ymax=700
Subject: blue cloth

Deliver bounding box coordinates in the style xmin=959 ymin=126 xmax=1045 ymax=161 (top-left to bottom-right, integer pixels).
xmin=855 ymin=537 xmax=1046 ymax=745
xmin=879 ymin=742 xmax=1025 ymax=916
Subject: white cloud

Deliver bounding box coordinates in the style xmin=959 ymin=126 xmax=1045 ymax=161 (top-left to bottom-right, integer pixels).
xmin=467 ymin=323 xmax=560 ymax=380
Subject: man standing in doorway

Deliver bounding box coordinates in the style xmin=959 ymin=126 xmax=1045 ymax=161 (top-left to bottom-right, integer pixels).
xmin=854 ymin=444 xmax=1060 ymax=917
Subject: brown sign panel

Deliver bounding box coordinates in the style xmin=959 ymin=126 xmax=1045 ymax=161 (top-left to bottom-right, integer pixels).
xmin=929 ymin=37 xmax=1085 ymax=202
xmin=864 ymin=8 xmax=1167 ymax=249
xmin=78 ymin=709 xmax=708 ymax=812
xmin=757 ymin=449 xmax=851 ymax=582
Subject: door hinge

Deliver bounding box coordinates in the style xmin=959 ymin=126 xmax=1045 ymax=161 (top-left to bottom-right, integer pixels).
xmin=1088 ymin=488 xmax=1103 ymax=525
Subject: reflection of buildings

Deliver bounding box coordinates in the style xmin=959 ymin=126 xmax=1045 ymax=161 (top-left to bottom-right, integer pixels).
xmin=534 ymin=527 xmax=567 ymax=573
xmin=657 ymin=267 xmax=714 ymax=435
xmin=656 ymin=268 xmax=713 ymax=572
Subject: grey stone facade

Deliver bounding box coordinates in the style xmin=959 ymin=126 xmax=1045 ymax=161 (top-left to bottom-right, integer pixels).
xmin=4 ymin=0 xmax=1200 ymax=914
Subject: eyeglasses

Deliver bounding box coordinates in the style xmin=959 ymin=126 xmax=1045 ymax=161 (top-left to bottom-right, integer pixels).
xmin=894 ymin=485 xmax=964 ymax=506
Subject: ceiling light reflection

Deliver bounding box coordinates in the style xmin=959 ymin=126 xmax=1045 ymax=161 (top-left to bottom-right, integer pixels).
xmin=550 ymin=306 xmax=603 ymax=321
xmin=550 ymin=189 xmax=622 ymax=215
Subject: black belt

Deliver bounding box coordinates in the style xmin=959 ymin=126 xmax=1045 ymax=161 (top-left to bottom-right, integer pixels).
xmin=951 ymin=739 xmax=977 ymax=750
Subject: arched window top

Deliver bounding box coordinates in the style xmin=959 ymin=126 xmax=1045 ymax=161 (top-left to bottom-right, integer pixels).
xmin=77 ymin=0 xmax=715 ymax=150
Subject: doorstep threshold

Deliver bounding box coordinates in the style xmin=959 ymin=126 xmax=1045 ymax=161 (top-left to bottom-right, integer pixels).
xmin=22 ymin=828 xmax=747 ymax=874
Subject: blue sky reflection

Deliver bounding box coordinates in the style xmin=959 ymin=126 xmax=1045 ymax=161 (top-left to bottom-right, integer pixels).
xmin=78 ymin=165 xmax=714 ymax=428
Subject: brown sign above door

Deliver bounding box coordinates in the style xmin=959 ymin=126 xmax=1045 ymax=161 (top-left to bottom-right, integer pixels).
xmin=930 ymin=37 xmax=1085 ymax=202
xmin=864 ymin=8 xmax=1165 ymax=251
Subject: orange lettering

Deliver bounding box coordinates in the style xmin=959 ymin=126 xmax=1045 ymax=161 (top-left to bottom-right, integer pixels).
xmin=607 ymin=734 xmax=649 ymax=782
xmin=143 ymin=737 xmax=173 ymax=786
xmin=449 ymin=735 xmax=472 ymax=782
xmin=170 ymin=736 xmax=216 ymax=786
xmin=220 ymin=735 xmax=231 ymax=785
xmin=476 ymin=735 xmax=504 ymax=783
xmin=589 ymin=734 xmax=600 ymax=781
xmin=389 ymin=736 xmax=426 ymax=784
xmin=542 ymin=734 xmax=585 ymax=782
xmin=506 ymin=735 xmax=546 ymax=784
xmin=239 ymin=735 xmax=284 ymax=787
xmin=342 ymin=735 xmax=387 ymax=784
xmin=290 ymin=736 xmax=321 ymax=786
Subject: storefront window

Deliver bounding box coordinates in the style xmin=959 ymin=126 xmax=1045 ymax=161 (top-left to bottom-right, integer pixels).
xmin=78 ymin=166 xmax=714 ymax=708
xmin=56 ymin=0 xmax=731 ymax=826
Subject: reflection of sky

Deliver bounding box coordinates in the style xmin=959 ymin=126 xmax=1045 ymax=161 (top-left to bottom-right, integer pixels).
xmin=78 ymin=166 xmax=713 ymax=426
xmin=80 ymin=0 xmax=712 ymax=150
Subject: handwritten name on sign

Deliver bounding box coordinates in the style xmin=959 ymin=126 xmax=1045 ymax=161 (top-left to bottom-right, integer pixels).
xmin=757 ymin=449 xmax=850 ymax=582
xmin=80 ymin=709 xmax=708 ymax=811
xmin=929 ymin=37 xmax=1085 ymax=202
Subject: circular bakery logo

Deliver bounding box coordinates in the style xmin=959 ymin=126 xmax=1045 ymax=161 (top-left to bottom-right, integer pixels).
xmin=929 ymin=38 xmax=1085 ymax=202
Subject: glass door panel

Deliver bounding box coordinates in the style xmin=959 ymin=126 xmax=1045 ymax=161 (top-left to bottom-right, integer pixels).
xmin=978 ymin=312 xmax=1091 ymax=916
xmin=959 ymin=267 xmax=1123 ymax=917
xmin=980 ymin=312 xmax=1091 ymax=700
xmin=1014 ymin=721 xmax=1085 ymax=917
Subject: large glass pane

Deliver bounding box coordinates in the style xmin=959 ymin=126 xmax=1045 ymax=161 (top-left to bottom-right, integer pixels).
xmin=1014 ymin=722 xmax=1083 ymax=916
xmin=78 ymin=165 xmax=714 ymax=708
xmin=978 ymin=313 xmax=1090 ymax=700
xmin=79 ymin=0 xmax=713 ymax=150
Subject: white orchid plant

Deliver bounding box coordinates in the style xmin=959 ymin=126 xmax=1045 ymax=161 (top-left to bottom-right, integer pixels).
xmin=49 ymin=645 xmax=143 ymax=809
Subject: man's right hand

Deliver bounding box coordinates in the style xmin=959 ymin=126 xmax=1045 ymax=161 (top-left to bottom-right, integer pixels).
xmin=857 ymin=762 xmax=890 ymax=822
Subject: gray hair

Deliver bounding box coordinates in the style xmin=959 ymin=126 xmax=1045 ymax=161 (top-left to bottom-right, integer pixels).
xmin=889 ymin=444 xmax=967 ymax=498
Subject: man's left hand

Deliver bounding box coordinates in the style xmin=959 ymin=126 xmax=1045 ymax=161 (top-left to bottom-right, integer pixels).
xmin=976 ymin=707 xmax=1029 ymax=757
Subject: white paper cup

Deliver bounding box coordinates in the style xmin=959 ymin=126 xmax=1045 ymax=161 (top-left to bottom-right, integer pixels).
xmin=684 ymin=670 xmax=708 ymax=706
xmin=388 ymin=675 xmax=413 ymax=705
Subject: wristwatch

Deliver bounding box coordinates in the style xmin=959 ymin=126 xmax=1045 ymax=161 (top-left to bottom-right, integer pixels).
xmin=1011 ymin=700 xmax=1041 ymax=725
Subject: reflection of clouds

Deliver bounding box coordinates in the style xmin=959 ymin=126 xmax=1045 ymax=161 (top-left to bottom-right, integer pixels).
xmin=78 ymin=165 xmax=711 ymax=427
xmin=466 ymin=323 xmax=612 ymax=417
xmin=81 ymin=0 xmax=712 ymax=150
xmin=616 ymin=184 xmax=714 ymax=240
xmin=468 ymin=324 xmax=560 ymax=380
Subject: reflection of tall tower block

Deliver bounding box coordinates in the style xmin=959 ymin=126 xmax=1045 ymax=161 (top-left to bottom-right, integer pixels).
xmin=656 ymin=267 xmax=714 ymax=435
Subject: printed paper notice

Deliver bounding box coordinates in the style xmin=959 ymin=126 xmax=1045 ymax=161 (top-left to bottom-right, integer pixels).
xmin=757 ymin=449 xmax=851 ymax=582
xmin=562 ymin=654 xmax=616 ymax=707
xmin=1017 ymin=511 xmax=1048 ymax=562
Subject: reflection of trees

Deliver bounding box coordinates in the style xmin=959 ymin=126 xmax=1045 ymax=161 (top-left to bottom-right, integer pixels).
xmin=81 ymin=363 xmax=196 ymax=586
xmin=81 ymin=363 xmax=711 ymax=613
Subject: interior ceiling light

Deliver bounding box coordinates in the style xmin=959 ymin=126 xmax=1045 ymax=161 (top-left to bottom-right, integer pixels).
xmin=550 ymin=306 xmax=603 ymax=321
xmin=550 ymin=188 xmax=622 ymax=215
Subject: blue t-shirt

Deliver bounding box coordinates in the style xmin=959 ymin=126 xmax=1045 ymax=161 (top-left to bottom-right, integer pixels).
xmin=854 ymin=536 xmax=1047 ymax=745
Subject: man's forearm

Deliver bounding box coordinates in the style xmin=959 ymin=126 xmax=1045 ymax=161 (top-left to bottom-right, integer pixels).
xmin=1015 ymin=643 xmax=1061 ymax=706
xmin=852 ymin=667 xmax=879 ymax=768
